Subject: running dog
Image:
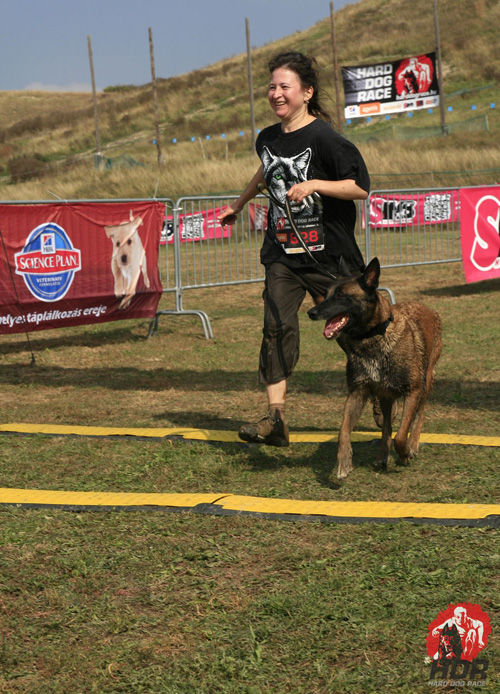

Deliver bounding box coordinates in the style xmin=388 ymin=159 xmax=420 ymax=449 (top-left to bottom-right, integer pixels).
xmin=308 ymin=257 xmax=442 ymax=480
xmin=105 ymin=212 xmax=150 ymax=310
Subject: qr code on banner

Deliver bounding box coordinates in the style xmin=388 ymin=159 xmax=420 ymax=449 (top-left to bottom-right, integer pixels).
xmin=424 ymin=194 xmax=452 ymax=222
xmin=182 ymin=213 xmax=205 ymax=240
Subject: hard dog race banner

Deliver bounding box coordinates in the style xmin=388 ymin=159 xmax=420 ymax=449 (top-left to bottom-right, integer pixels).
xmin=341 ymin=52 xmax=439 ymax=119
xmin=459 ymin=186 xmax=500 ymax=283
xmin=0 ymin=201 xmax=164 ymax=335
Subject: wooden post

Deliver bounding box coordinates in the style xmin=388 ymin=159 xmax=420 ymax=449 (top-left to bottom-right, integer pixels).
xmin=433 ymin=0 xmax=447 ymax=134
xmin=87 ymin=35 xmax=103 ymax=168
xmin=198 ymin=137 xmax=206 ymax=161
xmin=245 ymin=18 xmax=256 ymax=151
xmin=149 ymin=27 xmax=164 ymax=166
xmin=329 ymin=2 xmax=343 ymax=132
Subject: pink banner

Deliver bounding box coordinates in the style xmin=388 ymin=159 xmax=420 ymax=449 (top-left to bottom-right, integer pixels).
xmin=459 ymin=187 xmax=500 ymax=283
xmin=161 ymin=207 xmax=231 ymax=245
xmin=369 ymin=191 xmax=459 ymax=227
xmin=0 ymin=201 xmax=164 ymax=334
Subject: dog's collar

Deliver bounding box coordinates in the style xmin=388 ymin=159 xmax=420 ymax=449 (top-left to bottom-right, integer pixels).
xmin=356 ymin=311 xmax=394 ymax=340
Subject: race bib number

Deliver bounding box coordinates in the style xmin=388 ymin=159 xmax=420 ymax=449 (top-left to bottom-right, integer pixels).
xmin=275 ymin=214 xmax=325 ymax=254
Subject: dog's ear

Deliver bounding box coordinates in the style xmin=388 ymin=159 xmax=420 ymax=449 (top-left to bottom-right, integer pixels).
xmin=361 ymin=257 xmax=380 ymax=290
xmin=104 ymin=226 xmax=115 ymax=239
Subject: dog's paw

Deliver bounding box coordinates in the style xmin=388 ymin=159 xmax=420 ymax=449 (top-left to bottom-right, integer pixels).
xmin=407 ymin=443 xmax=419 ymax=459
xmin=336 ymin=463 xmax=353 ymax=479
xmin=336 ymin=452 xmax=353 ymax=478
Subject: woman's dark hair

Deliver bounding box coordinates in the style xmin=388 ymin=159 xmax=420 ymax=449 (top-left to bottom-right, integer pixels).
xmin=268 ymin=51 xmax=332 ymax=122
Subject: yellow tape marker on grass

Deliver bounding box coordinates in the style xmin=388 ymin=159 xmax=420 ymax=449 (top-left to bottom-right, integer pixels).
xmin=0 ymin=423 xmax=499 ymax=447
xmin=0 ymin=487 xmax=225 ymax=508
xmin=1 ymin=487 xmax=500 ymax=522
xmin=214 ymin=495 xmax=500 ymax=520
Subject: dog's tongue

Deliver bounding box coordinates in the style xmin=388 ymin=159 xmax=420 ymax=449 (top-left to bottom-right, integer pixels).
xmin=324 ymin=313 xmax=349 ymax=340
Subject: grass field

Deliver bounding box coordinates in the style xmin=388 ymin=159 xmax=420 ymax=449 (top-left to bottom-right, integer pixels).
xmin=1 ymin=261 xmax=499 ymax=692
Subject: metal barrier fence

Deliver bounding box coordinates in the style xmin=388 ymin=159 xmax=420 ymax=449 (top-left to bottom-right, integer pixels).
xmin=152 ymin=194 xmax=271 ymax=338
xmin=157 ymin=188 xmax=465 ymax=337
xmin=365 ymin=187 xmax=462 ymax=268
xmin=152 ymin=194 xmax=368 ymax=338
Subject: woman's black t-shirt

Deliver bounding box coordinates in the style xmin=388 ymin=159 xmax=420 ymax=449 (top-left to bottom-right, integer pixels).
xmin=256 ymin=118 xmax=370 ymax=271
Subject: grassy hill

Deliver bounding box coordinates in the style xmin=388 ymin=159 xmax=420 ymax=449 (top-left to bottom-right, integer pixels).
xmin=1 ymin=0 xmax=499 ymax=200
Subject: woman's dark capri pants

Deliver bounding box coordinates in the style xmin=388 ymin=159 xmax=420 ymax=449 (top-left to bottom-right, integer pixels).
xmin=258 ymin=261 xmax=342 ymax=385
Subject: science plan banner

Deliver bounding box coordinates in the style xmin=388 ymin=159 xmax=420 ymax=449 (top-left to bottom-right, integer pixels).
xmin=369 ymin=190 xmax=460 ymax=227
xmin=0 ymin=201 xmax=164 ymax=335
xmin=459 ymin=187 xmax=500 ymax=283
xmin=161 ymin=207 xmax=232 ymax=244
xmin=342 ymin=52 xmax=440 ymax=119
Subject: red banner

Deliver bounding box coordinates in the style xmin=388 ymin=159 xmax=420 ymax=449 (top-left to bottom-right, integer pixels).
xmin=459 ymin=187 xmax=500 ymax=283
xmin=0 ymin=201 xmax=164 ymax=334
xmin=160 ymin=207 xmax=232 ymax=244
xmin=369 ymin=191 xmax=460 ymax=227
xmin=248 ymin=203 xmax=268 ymax=232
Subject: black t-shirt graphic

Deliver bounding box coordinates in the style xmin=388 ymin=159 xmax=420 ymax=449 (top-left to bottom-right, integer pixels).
xmin=256 ymin=119 xmax=370 ymax=272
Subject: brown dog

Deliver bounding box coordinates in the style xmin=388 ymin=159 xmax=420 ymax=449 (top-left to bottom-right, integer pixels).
xmin=308 ymin=258 xmax=442 ymax=480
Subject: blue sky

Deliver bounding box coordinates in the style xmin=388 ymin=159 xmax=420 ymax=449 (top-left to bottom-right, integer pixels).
xmin=1 ymin=0 xmax=358 ymax=92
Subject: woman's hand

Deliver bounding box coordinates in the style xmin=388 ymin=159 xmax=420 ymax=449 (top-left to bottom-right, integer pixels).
xmin=218 ymin=205 xmax=240 ymax=227
xmin=286 ymin=180 xmax=317 ymax=204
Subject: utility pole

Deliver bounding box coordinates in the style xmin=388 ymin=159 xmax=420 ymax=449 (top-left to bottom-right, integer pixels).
xmin=433 ymin=0 xmax=447 ymax=134
xmin=329 ymin=2 xmax=343 ymax=131
xmin=149 ymin=27 xmax=164 ymax=166
xmin=245 ymin=18 xmax=256 ymax=151
xmin=87 ymin=35 xmax=103 ymax=168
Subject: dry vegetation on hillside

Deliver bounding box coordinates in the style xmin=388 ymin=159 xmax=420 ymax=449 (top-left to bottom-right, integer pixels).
xmin=1 ymin=0 xmax=499 ymax=200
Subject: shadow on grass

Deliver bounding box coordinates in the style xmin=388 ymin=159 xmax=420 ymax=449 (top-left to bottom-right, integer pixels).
xmin=248 ymin=441 xmax=376 ymax=489
xmin=0 ymin=325 xmax=148 ymax=356
xmin=0 ymin=363 xmax=497 ymax=412
xmin=154 ymin=410 xmax=353 ymax=432
xmin=207 ymin=438 xmax=399 ymax=489
xmin=421 ymin=277 xmax=500 ymax=297
xmin=0 ymin=365 xmax=345 ymax=394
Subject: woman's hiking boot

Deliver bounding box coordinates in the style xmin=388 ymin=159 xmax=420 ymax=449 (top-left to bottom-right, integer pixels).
xmin=238 ymin=408 xmax=289 ymax=447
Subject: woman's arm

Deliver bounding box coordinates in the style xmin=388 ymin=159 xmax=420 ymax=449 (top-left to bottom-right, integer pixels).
xmin=217 ymin=166 xmax=265 ymax=226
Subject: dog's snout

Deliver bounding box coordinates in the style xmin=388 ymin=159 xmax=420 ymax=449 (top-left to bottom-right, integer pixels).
xmin=308 ymin=306 xmax=320 ymax=321
xmin=121 ymin=254 xmax=128 ymax=265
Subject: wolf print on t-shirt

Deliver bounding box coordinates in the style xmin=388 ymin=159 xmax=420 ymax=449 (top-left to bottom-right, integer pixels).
xmin=261 ymin=146 xmax=314 ymax=217
xmin=260 ymin=146 xmax=325 ymax=254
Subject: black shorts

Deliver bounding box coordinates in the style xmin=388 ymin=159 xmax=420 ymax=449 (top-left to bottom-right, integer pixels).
xmin=258 ymin=262 xmax=340 ymax=385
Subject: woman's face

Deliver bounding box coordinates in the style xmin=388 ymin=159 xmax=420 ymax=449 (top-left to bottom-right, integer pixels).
xmin=268 ymin=67 xmax=313 ymax=123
